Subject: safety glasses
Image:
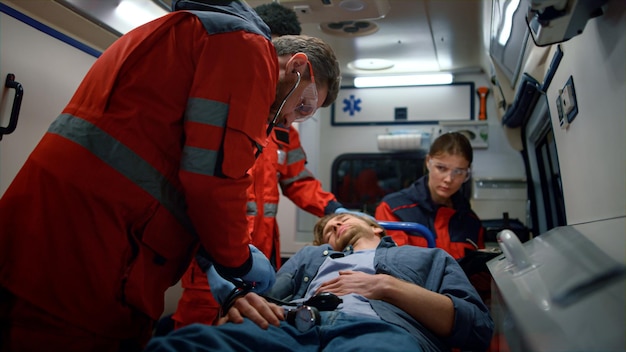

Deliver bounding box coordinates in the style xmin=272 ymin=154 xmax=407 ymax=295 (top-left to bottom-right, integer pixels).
xmin=265 ymin=61 xmax=318 ymax=136
xmin=428 ymin=159 xmax=471 ymax=182
xmin=293 ymin=63 xmax=318 ymax=123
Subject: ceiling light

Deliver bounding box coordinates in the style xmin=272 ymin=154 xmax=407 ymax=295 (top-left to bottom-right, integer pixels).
xmin=349 ymin=58 xmax=394 ymax=71
xmin=114 ymin=0 xmax=166 ymax=32
xmin=353 ymin=73 xmax=454 ymax=87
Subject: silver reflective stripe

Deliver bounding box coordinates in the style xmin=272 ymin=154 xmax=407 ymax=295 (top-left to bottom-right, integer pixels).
xmin=48 ymin=113 xmax=196 ymax=236
xmin=181 ymin=146 xmax=218 ymax=176
xmin=181 ymin=98 xmax=228 ymax=175
xmin=286 ymin=147 xmax=305 ymax=165
xmin=185 ymin=97 xmax=228 ymax=126
xmin=264 ymin=202 xmax=278 ymax=218
xmin=247 ymin=201 xmax=258 ymax=216
xmin=280 ymin=169 xmax=313 ymax=187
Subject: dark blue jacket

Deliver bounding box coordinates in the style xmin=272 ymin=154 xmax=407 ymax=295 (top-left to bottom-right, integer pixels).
xmin=375 ymin=175 xmax=484 ymax=259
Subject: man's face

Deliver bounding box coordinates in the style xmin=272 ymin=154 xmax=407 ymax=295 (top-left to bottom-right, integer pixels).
xmin=269 ymin=60 xmax=328 ymax=127
xmin=320 ymin=214 xmax=373 ymax=251
xmin=278 ymin=81 xmax=327 ymax=127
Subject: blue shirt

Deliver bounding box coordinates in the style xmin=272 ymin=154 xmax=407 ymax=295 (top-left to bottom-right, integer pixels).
xmin=304 ymin=249 xmax=380 ymax=320
xmin=267 ymin=236 xmax=494 ymax=351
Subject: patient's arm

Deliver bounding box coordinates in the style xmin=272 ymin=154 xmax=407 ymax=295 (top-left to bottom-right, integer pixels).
xmin=315 ymin=270 xmax=454 ymax=337
xmin=216 ymin=292 xmax=284 ymax=329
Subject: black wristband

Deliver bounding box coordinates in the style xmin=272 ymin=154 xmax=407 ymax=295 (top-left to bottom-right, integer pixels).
xmin=219 ymin=286 xmax=249 ymax=317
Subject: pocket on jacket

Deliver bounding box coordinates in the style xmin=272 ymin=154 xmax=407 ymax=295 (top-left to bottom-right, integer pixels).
xmin=122 ymin=205 xmax=197 ymax=319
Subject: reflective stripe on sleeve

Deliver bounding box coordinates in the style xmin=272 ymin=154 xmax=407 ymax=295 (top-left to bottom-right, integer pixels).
xmin=185 ymin=97 xmax=228 ymax=125
xmin=286 ymin=147 xmax=305 ymax=165
xmin=181 ymin=146 xmax=218 ymax=176
xmin=280 ymin=169 xmax=314 ymax=188
xmin=263 ymin=202 xmax=278 ymax=218
xmin=48 ymin=113 xmax=196 ymax=236
xmin=181 ymin=97 xmax=228 ymax=176
xmin=247 ymin=201 xmax=258 ymax=216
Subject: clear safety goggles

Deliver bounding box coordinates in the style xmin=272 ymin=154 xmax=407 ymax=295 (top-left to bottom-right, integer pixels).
xmin=266 ymin=62 xmax=317 ymax=132
xmin=293 ymin=64 xmax=318 ymax=123
xmin=428 ymin=159 xmax=471 ymax=182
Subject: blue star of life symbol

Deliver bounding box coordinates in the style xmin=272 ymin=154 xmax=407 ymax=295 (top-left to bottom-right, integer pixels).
xmin=343 ymin=95 xmax=361 ymax=116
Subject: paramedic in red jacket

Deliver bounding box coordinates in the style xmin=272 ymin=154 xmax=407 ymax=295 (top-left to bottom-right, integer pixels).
xmin=375 ymin=132 xmax=485 ymax=259
xmin=248 ymin=2 xmax=343 ymax=268
xmin=172 ymin=2 xmax=343 ymax=329
xmin=249 ymin=125 xmax=344 ymax=264
xmin=0 ymin=0 xmax=340 ymax=350
xmin=173 ymin=124 xmax=344 ymax=328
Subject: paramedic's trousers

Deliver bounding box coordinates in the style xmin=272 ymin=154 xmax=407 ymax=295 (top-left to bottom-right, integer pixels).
xmin=145 ymin=311 xmax=424 ymax=351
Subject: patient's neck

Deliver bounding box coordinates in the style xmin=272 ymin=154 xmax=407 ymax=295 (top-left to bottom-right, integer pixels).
xmin=351 ymin=236 xmax=381 ymax=251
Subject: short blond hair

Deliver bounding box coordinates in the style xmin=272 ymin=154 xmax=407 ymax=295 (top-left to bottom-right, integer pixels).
xmin=312 ymin=213 xmax=386 ymax=245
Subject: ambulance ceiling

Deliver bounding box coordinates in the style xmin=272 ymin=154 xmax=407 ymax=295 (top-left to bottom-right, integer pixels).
xmin=11 ymin=0 xmax=490 ymax=80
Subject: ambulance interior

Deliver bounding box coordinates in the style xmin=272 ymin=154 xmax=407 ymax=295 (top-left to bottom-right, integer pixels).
xmin=0 ymin=0 xmax=624 ymax=350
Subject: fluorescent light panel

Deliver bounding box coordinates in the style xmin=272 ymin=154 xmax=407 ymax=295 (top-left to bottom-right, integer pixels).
xmin=354 ymin=73 xmax=453 ymax=88
xmin=114 ymin=0 xmax=167 ymax=32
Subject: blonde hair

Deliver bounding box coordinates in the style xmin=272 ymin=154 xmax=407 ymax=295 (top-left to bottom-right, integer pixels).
xmin=312 ymin=213 xmax=386 ymax=245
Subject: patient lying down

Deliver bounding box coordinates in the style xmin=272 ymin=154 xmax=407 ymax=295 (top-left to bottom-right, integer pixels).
xmin=145 ymin=213 xmax=494 ymax=351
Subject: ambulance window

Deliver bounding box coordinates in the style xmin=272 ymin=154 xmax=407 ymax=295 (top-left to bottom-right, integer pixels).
xmin=331 ymin=152 xmax=426 ymax=214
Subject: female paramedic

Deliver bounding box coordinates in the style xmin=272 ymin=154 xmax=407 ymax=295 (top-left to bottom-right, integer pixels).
xmin=0 ymin=0 xmax=340 ymax=350
xmin=375 ymin=132 xmax=485 ymax=259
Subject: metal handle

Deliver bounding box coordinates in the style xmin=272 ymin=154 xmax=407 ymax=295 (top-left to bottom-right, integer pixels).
xmin=1 ymin=73 xmax=24 ymax=140
xmin=497 ymin=229 xmax=532 ymax=271
xmin=377 ymin=221 xmax=436 ymax=248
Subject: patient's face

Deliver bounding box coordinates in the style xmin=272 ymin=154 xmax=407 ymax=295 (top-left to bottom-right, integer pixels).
xmin=320 ymin=214 xmax=373 ymax=251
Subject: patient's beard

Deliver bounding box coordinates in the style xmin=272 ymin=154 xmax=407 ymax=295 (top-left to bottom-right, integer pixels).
xmin=336 ymin=226 xmax=367 ymax=251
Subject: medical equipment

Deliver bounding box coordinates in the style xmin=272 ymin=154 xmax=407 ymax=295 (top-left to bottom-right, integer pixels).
xmin=285 ymin=305 xmax=320 ymax=331
xmin=262 ymin=70 xmax=301 ymax=154
xmin=304 ymin=292 xmax=343 ymax=311
xmin=272 ymin=292 xmax=342 ymax=332
xmin=488 ymin=225 xmax=625 ymax=351
xmin=265 ymin=64 xmax=318 ymax=141
xmin=526 ymin=0 xmax=608 ymax=46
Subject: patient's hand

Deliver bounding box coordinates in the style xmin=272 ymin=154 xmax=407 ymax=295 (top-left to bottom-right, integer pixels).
xmin=315 ymin=270 xmax=388 ymax=300
xmin=217 ymin=292 xmax=284 ymax=329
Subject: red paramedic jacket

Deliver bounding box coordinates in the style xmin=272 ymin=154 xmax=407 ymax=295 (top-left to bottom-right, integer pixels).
xmin=249 ymin=125 xmax=340 ymax=265
xmin=174 ymin=125 xmax=340 ymax=327
xmin=0 ymin=5 xmax=276 ymax=340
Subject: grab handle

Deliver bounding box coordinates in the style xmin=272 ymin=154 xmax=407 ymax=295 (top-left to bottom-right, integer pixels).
xmin=497 ymin=229 xmax=532 ymax=271
xmin=377 ymin=221 xmax=436 ymax=248
xmin=1 ymin=73 xmax=24 ymax=140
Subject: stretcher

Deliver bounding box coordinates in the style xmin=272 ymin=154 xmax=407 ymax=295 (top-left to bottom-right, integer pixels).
xmin=377 ymin=221 xmax=435 ymax=248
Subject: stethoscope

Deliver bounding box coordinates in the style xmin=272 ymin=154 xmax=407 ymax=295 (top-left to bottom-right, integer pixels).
xmin=255 ymin=70 xmax=302 ymax=158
